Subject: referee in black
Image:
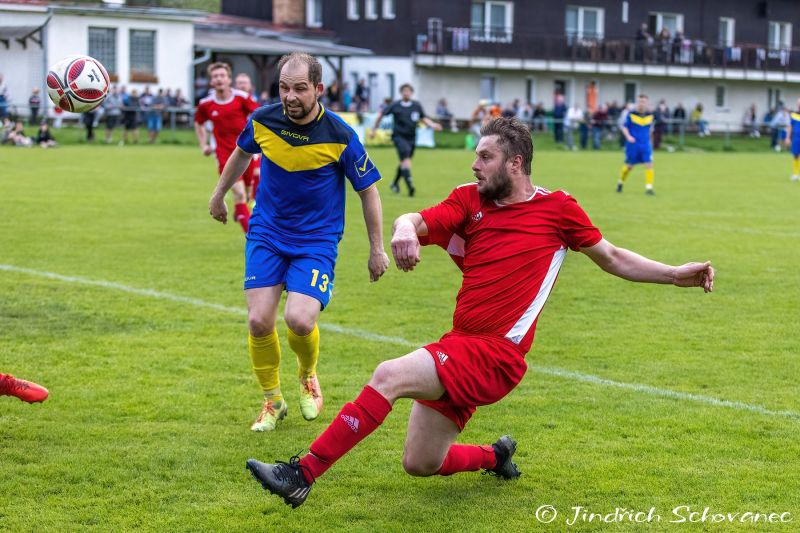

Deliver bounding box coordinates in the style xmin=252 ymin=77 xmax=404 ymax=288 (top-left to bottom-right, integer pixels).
xmin=370 ymin=83 xmax=441 ymax=196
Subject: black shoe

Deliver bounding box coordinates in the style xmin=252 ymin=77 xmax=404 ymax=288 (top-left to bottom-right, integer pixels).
xmin=390 ymin=183 xmax=400 ymax=194
xmin=616 ymin=183 xmax=623 ymax=193
xmin=485 ymin=435 xmax=521 ymax=479
xmin=645 ymin=189 xmax=655 ymax=196
xmin=246 ymin=455 xmax=313 ymax=508
xmin=408 ymin=185 xmax=416 ymax=197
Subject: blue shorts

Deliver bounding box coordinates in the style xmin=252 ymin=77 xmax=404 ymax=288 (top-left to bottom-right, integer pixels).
xmin=625 ymin=143 xmax=652 ymax=165
xmin=146 ymin=114 xmax=162 ymax=131
xmin=792 ymin=140 xmax=800 ymax=157
xmin=244 ymin=235 xmax=337 ymax=309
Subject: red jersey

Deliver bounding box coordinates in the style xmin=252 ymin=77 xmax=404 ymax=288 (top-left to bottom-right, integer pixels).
xmin=195 ymin=89 xmax=259 ymax=163
xmin=419 ymin=183 xmax=602 ymax=354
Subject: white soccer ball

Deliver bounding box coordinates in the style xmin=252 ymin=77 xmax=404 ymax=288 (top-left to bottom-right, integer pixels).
xmin=46 ymin=55 xmax=109 ymax=113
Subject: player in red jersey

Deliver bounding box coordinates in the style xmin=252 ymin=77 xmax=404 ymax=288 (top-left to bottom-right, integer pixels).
xmin=245 ymin=117 xmax=715 ymax=508
xmin=234 ymin=72 xmax=262 ymax=202
xmin=0 ymin=373 xmax=48 ymax=403
xmin=195 ymin=63 xmax=259 ymax=233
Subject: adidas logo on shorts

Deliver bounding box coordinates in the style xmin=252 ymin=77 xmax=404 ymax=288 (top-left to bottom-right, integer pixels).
xmin=340 ymin=414 xmax=360 ymax=433
xmin=436 ymin=351 xmax=449 ymax=365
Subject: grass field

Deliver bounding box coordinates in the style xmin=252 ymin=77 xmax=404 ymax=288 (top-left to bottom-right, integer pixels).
xmin=1 ymin=142 xmax=799 ymax=532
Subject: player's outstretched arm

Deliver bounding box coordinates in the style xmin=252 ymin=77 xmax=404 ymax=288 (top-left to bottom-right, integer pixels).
xmin=581 ymin=238 xmax=714 ymax=293
xmin=208 ymin=147 xmax=252 ymax=224
xmin=193 ymin=122 xmax=213 ymax=156
xmin=357 ymin=185 xmax=390 ymax=282
xmin=422 ymin=117 xmax=443 ymax=131
xmin=369 ymin=112 xmax=384 ymax=139
xmin=391 ymin=213 xmax=428 ymax=272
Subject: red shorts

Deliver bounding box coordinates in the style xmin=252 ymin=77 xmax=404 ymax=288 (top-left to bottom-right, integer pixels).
xmin=417 ymin=331 xmax=528 ymax=431
xmin=216 ymin=152 xmax=259 ymax=188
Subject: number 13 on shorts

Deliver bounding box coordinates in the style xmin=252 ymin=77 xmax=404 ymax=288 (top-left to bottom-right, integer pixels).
xmin=310 ymin=268 xmax=330 ymax=293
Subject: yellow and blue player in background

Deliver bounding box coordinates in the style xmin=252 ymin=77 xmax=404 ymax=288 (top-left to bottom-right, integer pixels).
xmin=785 ymin=98 xmax=800 ymax=182
xmin=617 ymin=94 xmax=656 ymax=195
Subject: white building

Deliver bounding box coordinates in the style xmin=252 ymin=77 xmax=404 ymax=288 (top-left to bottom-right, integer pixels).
xmin=0 ymin=1 xmax=198 ymax=117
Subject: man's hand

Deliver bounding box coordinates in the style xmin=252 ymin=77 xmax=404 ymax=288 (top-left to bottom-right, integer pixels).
xmin=626 ymin=134 xmax=635 ymax=143
xmin=202 ymin=144 xmax=213 ymax=156
xmin=391 ymin=227 xmax=421 ymax=272
xmin=368 ymin=250 xmax=390 ymax=282
xmin=208 ymin=194 xmax=228 ymax=224
xmin=672 ymin=261 xmax=714 ymax=292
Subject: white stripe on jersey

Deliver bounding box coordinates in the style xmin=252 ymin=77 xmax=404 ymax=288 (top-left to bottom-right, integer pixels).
xmin=505 ymin=246 xmax=566 ymax=344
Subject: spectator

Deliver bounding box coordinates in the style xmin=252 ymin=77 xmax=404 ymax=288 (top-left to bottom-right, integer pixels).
xmin=519 ymin=101 xmax=534 ymax=129
xmin=532 ymin=102 xmax=546 ymax=131
xmin=0 ymin=73 xmax=8 ymax=119
xmin=355 ymin=78 xmax=369 ymax=112
xmin=564 ymin=102 xmax=583 ymax=150
xmin=690 ymin=103 xmax=709 ymax=136
xmin=469 ymin=100 xmax=490 ymax=141
xmin=579 ymin=109 xmax=590 ymax=149
xmin=28 ymin=88 xmax=41 ymax=126
xmin=636 ymin=22 xmax=653 ymax=61
xmin=585 ymin=81 xmax=597 ymax=113
xmin=657 ymin=28 xmax=672 ymax=62
xmin=436 ymin=98 xmax=456 ymax=131
xmin=9 ymin=120 xmax=33 ymax=146
xmin=258 ymin=90 xmax=270 ymax=107
xmin=653 ymin=99 xmax=669 ymax=148
xmin=123 ymin=88 xmax=141 ymax=145
xmin=173 ymin=88 xmax=188 ymax=108
xmin=770 ymin=103 xmax=790 ymax=151
xmin=325 ymin=80 xmax=341 ymax=108
xmin=591 ymin=104 xmax=609 ymax=149
xmin=743 ymin=104 xmax=760 ymax=138
xmin=552 ymin=93 xmax=567 ymax=143
xmin=501 ymin=100 xmax=517 ymax=119
xmin=102 ymin=85 xmax=123 ymax=144
xmin=1 ymin=116 xmax=13 ymax=144
xmin=83 ymin=109 xmax=97 ymax=142
xmin=35 ymin=121 xmax=57 ymax=148
xmin=147 ymin=88 xmax=167 ymax=143
xmin=672 ymin=102 xmax=687 ymax=131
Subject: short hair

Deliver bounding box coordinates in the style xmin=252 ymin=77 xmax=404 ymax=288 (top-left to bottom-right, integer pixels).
xmin=638 ymin=93 xmax=649 ymax=100
xmin=399 ymin=83 xmax=414 ymax=92
xmin=207 ymin=62 xmax=231 ymax=78
xmin=479 ymin=117 xmax=533 ymax=175
xmin=277 ymin=52 xmax=322 ymax=86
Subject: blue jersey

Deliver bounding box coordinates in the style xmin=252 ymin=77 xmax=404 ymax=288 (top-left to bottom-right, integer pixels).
xmin=237 ymin=103 xmax=380 ymax=245
xmin=624 ymin=112 xmax=654 ymax=145
xmin=791 ymin=112 xmax=800 ymax=142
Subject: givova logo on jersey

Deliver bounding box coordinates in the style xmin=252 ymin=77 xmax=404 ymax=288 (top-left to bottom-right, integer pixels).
xmin=354 ymin=153 xmax=375 ymax=178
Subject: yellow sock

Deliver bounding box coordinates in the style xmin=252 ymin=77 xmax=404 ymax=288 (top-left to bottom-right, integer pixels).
xmin=248 ymin=331 xmax=282 ymax=402
xmin=619 ymin=165 xmax=631 ymax=182
xmin=288 ymin=324 xmax=320 ymax=378
xmin=793 ymin=158 xmax=800 ymax=175
xmin=645 ymin=168 xmax=655 ymax=186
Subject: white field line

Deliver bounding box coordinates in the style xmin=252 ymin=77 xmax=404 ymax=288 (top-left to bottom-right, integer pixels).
xmin=2 ymin=263 xmax=798 ymax=422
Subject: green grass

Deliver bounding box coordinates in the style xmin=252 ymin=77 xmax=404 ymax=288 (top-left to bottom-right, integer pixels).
xmin=1 ymin=144 xmax=799 ymax=531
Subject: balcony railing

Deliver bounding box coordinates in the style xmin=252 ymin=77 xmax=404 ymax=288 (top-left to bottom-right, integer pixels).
xmin=415 ymin=26 xmax=800 ymax=74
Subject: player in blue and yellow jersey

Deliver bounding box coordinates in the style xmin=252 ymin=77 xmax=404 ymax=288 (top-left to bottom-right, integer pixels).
xmin=617 ymin=94 xmax=656 ymax=195
xmin=208 ymin=53 xmax=390 ymax=432
xmin=784 ymin=98 xmax=800 ymax=182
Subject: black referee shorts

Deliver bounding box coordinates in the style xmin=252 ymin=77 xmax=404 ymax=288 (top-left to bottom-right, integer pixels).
xmin=392 ymin=135 xmax=416 ymax=160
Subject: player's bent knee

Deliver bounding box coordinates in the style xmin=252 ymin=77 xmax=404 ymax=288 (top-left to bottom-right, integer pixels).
xmin=284 ymin=312 xmax=315 ymax=336
xmin=402 ymin=454 xmax=441 ymax=477
xmin=248 ymin=314 xmax=276 ymax=338
xmin=368 ymin=361 xmax=397 ymax=395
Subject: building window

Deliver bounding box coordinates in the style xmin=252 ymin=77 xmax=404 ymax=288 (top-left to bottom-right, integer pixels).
xmin=624 ymin=81 xmax=638 ymax=104
xmin=715 ymin=86 xmax=727 ymax=109
xmin=648 ymin=12 xmax=683 ymax=36
xmin=621 ymin=1 xmax=628 ymax=24
xmin=471 ymin=1 xmax=513 ymax=43
xmin=306 ymin=0 xmax=322 ymax=28
xmin=479 ymin=75 xmax=496 ymax=102
xmin=718 ymin=17 xmax=735 ymax=47
xmin=365 ymin=0 xmax=378 ymax=19
xmin=88 ymin=27 xmax=117 ymax=78
xmin=385 ymin=72 xmax=395 ymax=100
xmin=768 ymin=21 xmax=792 ymax=50
xmin=129 ymin=29 xmax=156 ymax=82
xmin=347 ymin=0 xmax=359 ymax=20
xmin=526 ymin=77 xmax=536 ymax=104
xmin=565 ymin=6 xmax=604 ymax=41
xmin=382 ymin=0 xmax=395 ymax=19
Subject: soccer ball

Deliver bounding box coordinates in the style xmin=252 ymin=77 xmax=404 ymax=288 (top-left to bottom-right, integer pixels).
xmin=46 ymin=55 xmax=109 ymax=113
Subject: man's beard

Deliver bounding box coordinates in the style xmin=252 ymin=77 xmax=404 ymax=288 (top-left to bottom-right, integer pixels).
xmin=283 ymin=99 xmax=317 ymax=121
xmin=478 ymin=168 xmax=513 ymax=201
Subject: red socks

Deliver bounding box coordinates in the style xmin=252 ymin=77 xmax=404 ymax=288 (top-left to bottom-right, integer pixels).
xmin=300 ymin=385 xmax=391 ymax=484
xmin=436 ymin=444 xmax=496 ymax=476
xmin=233 ymin=202 xmax=250 ymax=233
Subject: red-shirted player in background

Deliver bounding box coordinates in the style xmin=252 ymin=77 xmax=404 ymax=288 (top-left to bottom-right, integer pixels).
xmin=194 ymin=63 xmax=259 ymax=233
xmin=246 ymin=117 xmax=715 ymax=508
xmin=234 ymin=72 xmax=262 ymax=204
